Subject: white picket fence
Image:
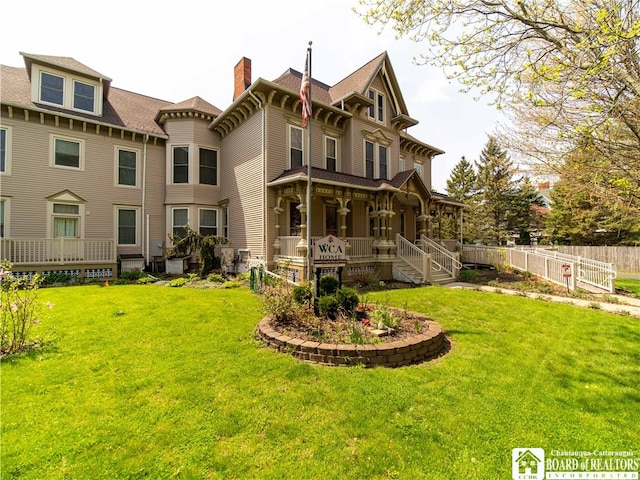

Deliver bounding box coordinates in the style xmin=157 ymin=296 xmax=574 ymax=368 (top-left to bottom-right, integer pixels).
xmin=462 ymin=245 xmax=616 ymax=293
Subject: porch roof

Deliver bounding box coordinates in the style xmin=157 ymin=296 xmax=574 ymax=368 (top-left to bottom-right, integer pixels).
xmin=267 ymin=166 xmax=422 ymax=192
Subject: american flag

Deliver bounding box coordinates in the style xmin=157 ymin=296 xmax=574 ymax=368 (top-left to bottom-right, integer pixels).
xmin=300 ymin=55 xmax=311 ymax=128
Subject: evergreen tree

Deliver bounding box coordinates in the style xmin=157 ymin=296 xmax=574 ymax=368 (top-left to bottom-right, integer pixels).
xmin=445 ymin=156 xmax=481 ymax=243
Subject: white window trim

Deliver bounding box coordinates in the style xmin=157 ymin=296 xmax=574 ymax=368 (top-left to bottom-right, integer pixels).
xmin=1 ymin=125 xmax=12 ymax=175
xmin=367 ymin=88 xmax=385 ymax=123
xmin=115 ymin=206 xmax=140 ymax=247
xmin=324 ymin=135 xmax=338 ymax=172
xmin=0 ymin=197 xmax=10 ymax=238
xmin=414 ymin=162 xmax=423 ymax=178
xmin=46 ymin=200 xmax=85 ymax=239
xmin=289 ymin=125 xmax=304 ymax=169
xmin=50 ymin=134 xmax=85 ymax=171
xmin=170 ymin=206 xmax=191 ymax=237
xmin=32 ymin=66 xmax=103 ymax=116
xmin=198 ymin=208 xmax=219 ymax=236
xmin=170 ymin=145 xmax=190 ymax=184
xmin=72 ymin=79 xmax=97 ymax=114
xmin=399 ymin=156 xmax=405 ymax=173
xmin=197 ymin=146 xmax=219 ymax=186
xmin=114 ymin=146 xmax=140 ymax=188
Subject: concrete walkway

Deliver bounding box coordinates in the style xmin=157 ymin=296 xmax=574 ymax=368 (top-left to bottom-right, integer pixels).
xmin=444 ymin=282 xmax=640 ymax=318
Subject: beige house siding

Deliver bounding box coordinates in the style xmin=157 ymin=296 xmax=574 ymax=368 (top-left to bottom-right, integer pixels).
xmin=220 ymin=113 xmax=264 ymax=257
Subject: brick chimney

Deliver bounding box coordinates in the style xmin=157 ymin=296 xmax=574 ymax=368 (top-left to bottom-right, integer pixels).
xmin=233 ymin=57 xmax=251 ymax=101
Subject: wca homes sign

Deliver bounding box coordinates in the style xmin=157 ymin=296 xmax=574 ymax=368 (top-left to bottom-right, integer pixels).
xmin=313 ymin=235 xmax=347 ymax=267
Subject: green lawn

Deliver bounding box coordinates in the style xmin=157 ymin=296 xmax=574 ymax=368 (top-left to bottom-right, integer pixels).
xmin=2 ymin=284 xmax=638 ymax=479
xmin=617 ymin=277 xmax=640 ymax=297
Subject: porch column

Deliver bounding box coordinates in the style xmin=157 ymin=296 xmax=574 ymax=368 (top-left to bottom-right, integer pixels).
xmin=437 ymin=204 xmax=444 ymax=240
xmin=296 ymin=201 xmax=308 ymax=258
xmin=387 ymin=210 xmax=396 ymax=255
xmin=272 ymin=198 xmax=284 ymax=256
xmin=338 ymin=202 xmax=351 ymax=257
xmin=417 ymin=213 xmax=428 ymax=238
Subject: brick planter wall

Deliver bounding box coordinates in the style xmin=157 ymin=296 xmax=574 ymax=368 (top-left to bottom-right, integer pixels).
xmin=257 ymin=315 xmax=446 ymax=368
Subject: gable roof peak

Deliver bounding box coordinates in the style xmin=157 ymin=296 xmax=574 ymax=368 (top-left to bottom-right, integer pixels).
xmin=20 ymin=51 xmax=112 ymax=82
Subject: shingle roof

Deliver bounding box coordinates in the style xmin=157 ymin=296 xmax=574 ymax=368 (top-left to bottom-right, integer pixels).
xmin=159 ymin=96 xmax=222 ymax=117
xmin=271 ymin=52 xmax=388 ymax=106
xmin=0 ymin=64 xmax=171 ymax=137
xmin=20 ymin=52 xmax=111 ymax=81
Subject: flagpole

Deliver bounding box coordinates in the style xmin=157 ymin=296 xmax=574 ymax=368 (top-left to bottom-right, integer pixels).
xmin=306 ymin=41 xmax=313 ymax=283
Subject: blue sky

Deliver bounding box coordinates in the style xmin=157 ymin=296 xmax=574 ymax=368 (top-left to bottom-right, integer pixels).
xmin=0 ymin=0 xmax=504 ymax=191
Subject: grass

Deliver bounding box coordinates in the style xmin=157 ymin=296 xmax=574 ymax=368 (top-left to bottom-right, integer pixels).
xmin=617 ymin=277 xmax=640 ymax=297
xmin=2 ymin=283 xmax=639 ymax=479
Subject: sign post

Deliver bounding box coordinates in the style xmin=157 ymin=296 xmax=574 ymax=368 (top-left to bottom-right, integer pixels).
xmin=313 ymin=235 xmax=347 ymax=297
xmin=562 ymin=263 xmax=572 ymax=293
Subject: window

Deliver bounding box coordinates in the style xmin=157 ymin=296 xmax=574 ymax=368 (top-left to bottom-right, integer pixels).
xmin=325 ymin=137 xmax=337 ymax=172
xmin=0 ymin=127 xmax=7 ymax=174
xmin=40 ymin=72 xmax=64 ymax=105
xmin=117 ymin=208 xmax=137 ymax=245
xmin=325 ymin=204 xmax=338 ymax=236
xmin=221 ymin=207 xmax=228 ymax=238
xmin=53 ymin=204 xmax=79 ymax=238
xmin=173 ymin=146 xmax=189 ymax=183
xmin=73 ymin=81 xmax=95 ymax=112
xmin=199 ymin=148 xmax=218 ymax=185
xmin=53 ymin=137 xmax=82 ymax=169
xmin=365 ymin=141 xmax=375 ymax=179
xmin=367 ymin=88 xmax=384 ymax=123
xmin=290 ymin=126 xmax=303 ymax=168
xmin=172 ymin=208 xmax=189 ymax=237
xmin=290 ymin=202 xmax=301 ymax=236
xmin=364 ymin=141 xmax=388 ymax=179
xmin=117 ymin=149 xmax=137 ymax=187
xmin=379 ymin=145 xmax=388 ymax=180
xmin=0 ymin=199 xmax=5 ymax=237
xmin=399 ymin=156 xmax=405 ymax=172
xmin=415 ymin=163 xmax=423 ymax=177
xmin=199 ymin=209 xmax=218 ymax=236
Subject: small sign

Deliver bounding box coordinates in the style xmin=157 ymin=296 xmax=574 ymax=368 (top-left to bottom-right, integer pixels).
xmin=313 ymin=235 xmax=347 ymax=266
xmin=562 ymin=263 xmax=572 ymax=278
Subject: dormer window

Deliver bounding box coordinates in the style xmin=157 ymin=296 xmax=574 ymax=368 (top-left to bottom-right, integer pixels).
xmin=40 ymin=72 xmax=64 ymax=105
xmin=73 ymin=81 xmax=95 ymax=112
xmin=33 ymin=66 xmax=102 ymax=115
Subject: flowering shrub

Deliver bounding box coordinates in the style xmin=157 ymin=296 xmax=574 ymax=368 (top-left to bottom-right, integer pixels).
xmin=0 ymin=261 xmax=52 ymax=355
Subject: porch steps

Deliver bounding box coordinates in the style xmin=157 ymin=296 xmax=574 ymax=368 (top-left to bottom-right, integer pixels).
xmin=392 ymin=261 xmax=423 ymax=284
xmin=431 ymin=271 xmax=457 ymax=285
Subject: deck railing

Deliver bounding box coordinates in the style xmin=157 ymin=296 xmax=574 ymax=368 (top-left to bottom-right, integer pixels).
xmin=396 ymin=234 xmax=428 ymax=282
xmin=418 ymin=235 xmax=461 ymax=278
xmin=1 ymin=238 xmax=116 ymax=265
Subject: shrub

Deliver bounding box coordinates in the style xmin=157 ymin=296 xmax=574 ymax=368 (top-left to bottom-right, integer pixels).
xmin=318 ymin=295 xmax=339 ymax=319
xmin=1 ymin=262 xmax=51 ymax=355
xmin=41 ymin=272 xmax=77 ymax=285
xmin=319 ymin=275 xmax=339 ymax=296
xmin=335 ymin=287 xmax=359 ymax=316
xmin=293 ymin=284 xmax=313 ymax=306
xmin=167 ymin=277 xmax=188 ymax=287
xmin=371 ymin=303 xmax=398 ymax=330
xmin=120 ymin=271 xmax=146 ymax=281
xmin=261 ymin=284 xmax=308 ymax=325
xmin=136 ymin=275 xmax=155 ymax=285
xmin=207 ymin=273 xmax=226 ymax=283
xmin=459 ymin=269 xmax=478 ymax=283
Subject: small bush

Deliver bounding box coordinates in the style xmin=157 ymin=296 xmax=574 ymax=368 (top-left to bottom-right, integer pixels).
xmin=371 ymin=304 xmax=398 ymax=329
xmin=41 ymin=272 xmax=77 ymax=285
xmin=261 ymin=284 xmax=305 ymax=325
xmin=207 ymin=273 xmax=226 ymax=283
xmin=136 ymin=276 xmax=155 ymax=285
xmin=318 ymin=295 xmax=339 ymax=319
xmin=459 ymin=269 xmax=478 ymax=283
xmin=223 ymin=281 xmax=241 ymax=289
xmin=167 ymin=277 xmax=187 ymax=288
xmin=336 ymin=287 xmax=359 ymax=316
xmin=293 ymin=284 xmax=313 ymax=305
xmin=119 ymin=271 xmax=146 ymax=281
xmin=319 ymin=276 xmax=339 ymax=296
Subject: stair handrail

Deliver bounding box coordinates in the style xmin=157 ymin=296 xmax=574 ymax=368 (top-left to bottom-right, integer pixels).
xmin=419 ymin=235 xmax=463 ymax=272
xmin=396 ymin=233 xmax=427 ymax=282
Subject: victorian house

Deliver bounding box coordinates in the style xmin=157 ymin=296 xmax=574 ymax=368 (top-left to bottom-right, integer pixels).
xmin=0 ymin=51 xmax=464 ymax=284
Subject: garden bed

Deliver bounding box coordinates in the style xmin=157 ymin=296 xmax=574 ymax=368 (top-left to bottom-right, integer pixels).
xmin=257 ymin=305 xmax=447 ymax=367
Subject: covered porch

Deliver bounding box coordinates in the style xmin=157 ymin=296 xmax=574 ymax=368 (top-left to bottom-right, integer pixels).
xmin=267 ymin=167 xmax=464 ymax=283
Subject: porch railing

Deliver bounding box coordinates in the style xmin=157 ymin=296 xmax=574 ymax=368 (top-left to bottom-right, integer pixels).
xmin=276 ymin=236 xmax=303 ymax=258
xmin=418 ymin=235 xmax=462 ymax=278
xmin=1 ymin=238 xmax=116 ymax=265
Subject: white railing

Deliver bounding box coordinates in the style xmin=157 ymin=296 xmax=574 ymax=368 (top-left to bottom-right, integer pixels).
xmin=347 ymin=237 xmax=374 ymax=258
xmin=276 ymin=236 xmax=302 ymax=258
xmin=396 ymin=233 xmax=428 ymax=282
xmin=418 ymin=235 xmax=462 ymax=277
xmin=462 ymin=245 xmax=616 ymax=293
xmin=520 ymin=248 xmax=616 ymax=293
xmin=0 ymin=238 xmax=116 ymax=265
